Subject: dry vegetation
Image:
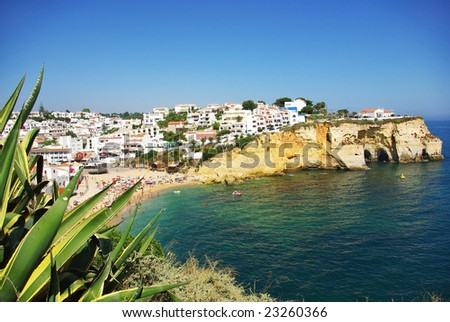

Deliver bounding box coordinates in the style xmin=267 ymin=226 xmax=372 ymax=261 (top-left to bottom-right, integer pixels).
xmin=119 ymin=253 xmax=274 ymax=302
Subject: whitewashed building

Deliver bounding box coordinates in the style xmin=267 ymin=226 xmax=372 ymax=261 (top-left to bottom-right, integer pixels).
xmin=187 ymin=108 xmax=215 ymax=127
xmin=58 ymin=136 xmax=83 ymax=154
xmin=219 ymin=121 xmax=246 ymax=136
xmin=118 ymin=118 xmax=141 ymax=130
xmin=143 ymin=112 xmax=164 ymax=127
xmin=249 ymin=114 xmax=267 ymax=133
xmin=153 ymin=107 xmax=170 ymax=116
xmin=220 ymin=108 xmax=252 ymax=135
xmin=359 ymin=108 xmax=395 ymax=119
xmin=30 ymin=147 xmax=72 ymax=164
xmin=284 ymin=98 xmax=307 ymax=111
xmin=142 ymin=134 xmax=169 ymax=153
xmin=175 ymin=104 xmax=197 ymax=113
xmin=185 ymin=130 xmax=217 ymax=143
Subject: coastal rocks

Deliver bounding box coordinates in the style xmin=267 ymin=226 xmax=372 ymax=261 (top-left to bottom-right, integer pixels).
xmin=196 ymin=118 xmax=443 ymax=184
xmin=358 ymin=119 xmax=444 ymax=163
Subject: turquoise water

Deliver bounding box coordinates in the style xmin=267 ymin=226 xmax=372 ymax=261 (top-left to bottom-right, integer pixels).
xmin=123 ymin=121 xmax=450 ymax=301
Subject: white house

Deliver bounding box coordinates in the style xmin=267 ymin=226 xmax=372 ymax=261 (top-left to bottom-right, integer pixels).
xmin=219 ymin=121 xmax=246 ymax=136
xmin=175 ymin=104 xmax=197 ymax=113
xmin=30 ymin=147 xmax=72 ymax=164
xmin=224 ymin=102 xmax=243 ymax=109
xmin=43 ymin=162 xmax=82 ymax=194
xmin=220 ymin=108 xmax=252 ymax=134
xmin=86 ymin=136 xmax=99 ymax=152
xmin=153 ymin=107 xmax=170 ymax=116
xmin=143 ymin=112 xmax=164 ymax=127
xmin=284 ymin=98 xmax=307 ymax=111
xmin=96 ymin=134 xmax=126 ymax=155
xmin=187 ymin=112 xmax=200 ymax=125
xmin=185 ymin=130 xmax=217 ymax=143
xmin=87 ymin=126 xmax=162 ymax=158
xmin=359 ymin=108 xmax=395 ymax=119
xmin=206 ymin=103 xmax=221 ymax=111
xmin=118 ymin=118 xmax=141 ymax=130
xmin=43 ymin=163 xmax=76 ymax=185
xmin=187 ymin=108 xmax=215 ymax=127
xmin=58 ymin=136 xmax=83 ymax=154
xmin=279 ymin=107 xmax=305 ymax=125
xmin=253 ymin=106 xmax=281 ymax=131
xmin=142 ymin=134 xmax=168 ymax=153
xmin=249 ymin=114 xmax=267 ymax=133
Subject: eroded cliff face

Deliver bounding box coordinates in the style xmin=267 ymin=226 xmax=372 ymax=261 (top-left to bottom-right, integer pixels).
xmin=194 ymin=118 xmax=444 ymax=184
xmin=358 ymin=120 xmax=443 ymax=163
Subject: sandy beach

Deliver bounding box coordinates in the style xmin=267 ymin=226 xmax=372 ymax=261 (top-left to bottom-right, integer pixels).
xmin=69 ymin=167 xmax=199 ymax=226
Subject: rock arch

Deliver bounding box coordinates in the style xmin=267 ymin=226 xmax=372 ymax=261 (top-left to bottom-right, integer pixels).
xmin=376 ymin=148 xmax=390 ymax=162
xmin=422 ymin=148 xmax=430 ymax=160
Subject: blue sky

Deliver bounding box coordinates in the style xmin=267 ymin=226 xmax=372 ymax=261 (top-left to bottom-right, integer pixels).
xmin=1 ymin=0 xmax=449 ymax=119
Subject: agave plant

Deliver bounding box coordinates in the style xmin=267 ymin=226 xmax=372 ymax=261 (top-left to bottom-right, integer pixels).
xmin=0 ymin=68 xmax=186 ymax=301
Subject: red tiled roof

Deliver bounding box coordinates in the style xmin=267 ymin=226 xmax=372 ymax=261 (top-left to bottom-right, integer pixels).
xmin=360 ymin=108 xmax=394 ymax=114
xmin=360 ymin=108 xmax=380 ymax=114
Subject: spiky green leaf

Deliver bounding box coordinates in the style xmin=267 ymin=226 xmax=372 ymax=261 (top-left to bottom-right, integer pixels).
xmin=20 ymin=128 xmax=40 ymax=155
xmin=2 ymin=213 xmax=24 ymax=234
xmin=0 ymin=168 xmax=82 ymax=301
xmin=59 ymin=279 xmax=86 ymax=302
xmin=79 ymin=255 xmax=112 ymax=302
xmin=52 ymin=180 xmax=59 ymax=201
xmin=13 ymin=160 xmax=33 ymax=200
xmin=0 ymin=75 xmax=24 ymax=133
xmin=47 ymin=251 xmax=60 ymax=302
xmin=138 ymin=228 xmax=158 ymax=256
xmin=94 ymin=282 xmax=188 ymax=302
xmin=0 ymin=119 xmax=19 ymax=230
xmin=55 ymin=182 xmax=113 ymax=242
xmin=113 ymin=209 xmax=162 ymax=271
xmin=12 ymin=180 xmax=49 ymax=215
xmin=167 ymin=290 xmax=183 ymax=302
xmin=0 ymin=69 xmax=43 ymax=230
xmin=18 ymin=179 xmax=142 ymax=301
xmin=15 ymin=67 xmax=44 ymax=130
xmin=110 ymin=206 xmax=137 ymax=263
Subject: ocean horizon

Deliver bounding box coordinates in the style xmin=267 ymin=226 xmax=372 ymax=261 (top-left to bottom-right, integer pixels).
xmin=122 ymin=120 xmax=450 ymax=301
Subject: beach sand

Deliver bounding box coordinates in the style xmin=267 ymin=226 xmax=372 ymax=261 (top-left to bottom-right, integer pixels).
xmin=69 ymin=167 xmax=199 ymax=226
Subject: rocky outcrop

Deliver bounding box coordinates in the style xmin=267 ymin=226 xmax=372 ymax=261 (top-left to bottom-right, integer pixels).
xmin=358 ymin=119 xmax=443 ymax=163
xmin=193 ymin=118 xmax=444 ymax=184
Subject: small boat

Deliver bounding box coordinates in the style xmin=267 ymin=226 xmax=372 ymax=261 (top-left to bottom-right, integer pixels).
xmin=173 ymin=190 xmax=181 ymax=194
xmin=399 ymin=174 xmax=406 ymax=179
xmin=232 ymin=191 xmax=241 ymax=196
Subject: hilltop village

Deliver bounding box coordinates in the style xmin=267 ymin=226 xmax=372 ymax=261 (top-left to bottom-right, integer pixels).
xmin=1 ymin=98 xmax=402 ymax=189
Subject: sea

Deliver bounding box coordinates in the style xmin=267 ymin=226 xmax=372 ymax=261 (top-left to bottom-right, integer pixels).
xmin=122 ymin=120 xmax=450 ymax=301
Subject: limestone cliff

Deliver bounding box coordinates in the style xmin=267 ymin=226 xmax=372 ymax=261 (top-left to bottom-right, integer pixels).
xmin=193 ymin=118 xmax=444 ymax=184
